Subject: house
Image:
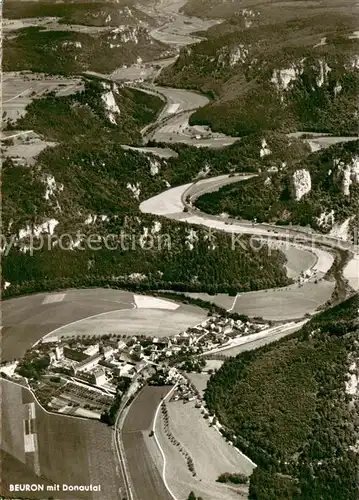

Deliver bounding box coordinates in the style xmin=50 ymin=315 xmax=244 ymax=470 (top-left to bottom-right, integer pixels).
xmin=109 ymin=339 xmax=126 ymax=351
xmin=102 ymin=346 xmax=114 ymax=360
xmin=55 ymin=346 xmax=64 ymax=360
xmin=49 ymin=352 xmax=56 ymax=363
xmin=74 ymin=353 xmax=102 ymax=374
xmin=63 ymin=347 xmax=87 ymax=362
xmin=93 ymin=367 xmax=106 ymax=386
xmin=84 ymin=344 xmax=100 ymax=356
xmin=120 ymin=363 xmax=136 ymax=377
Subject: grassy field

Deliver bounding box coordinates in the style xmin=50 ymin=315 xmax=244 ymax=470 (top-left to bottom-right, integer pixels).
xmin=186 ymin=372 xmax=210 ymax=396
xmin=149 ymin=399 xmax=254 ymax=500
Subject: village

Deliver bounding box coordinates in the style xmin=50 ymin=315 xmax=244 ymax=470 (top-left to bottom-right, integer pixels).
xmin=0 ymin=313 xmax=268 ymax=420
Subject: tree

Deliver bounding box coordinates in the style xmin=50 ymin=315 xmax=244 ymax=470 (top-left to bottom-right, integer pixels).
xmin=187 ymin=492 xmax=196 ymax=500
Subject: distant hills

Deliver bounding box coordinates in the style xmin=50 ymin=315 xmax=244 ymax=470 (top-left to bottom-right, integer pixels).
xmin=3 ymin=0 xmax=172 ymax=74
xmin=4 ymin=1 xmax=156 ymax=28
xmin=159 ymin=1 xmax=359 ymax=136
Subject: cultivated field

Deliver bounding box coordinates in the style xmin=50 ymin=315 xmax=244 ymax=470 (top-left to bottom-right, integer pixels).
xmin=122 ymin=432 xmax=172 ymax=500
xmin=0 ymin=450 xmax=53 ymax=499
xmin=148 ymin=399 xmax=254 ymax=500
xmin=44 ymin=380 xmax=113 ymax=418
xmin=1 ymin=289 xmax=135 ymax=361
xmin=2 ymin=72 xmax=83 ymax=122
xmin=2 ymin=131 xmax=56 ymax=166
xmin=1 ymin=380 xmax=27 ymax=465
xmin=46 ymin=304 xmax=207 ymax=341
xmin=186 ymin=278 xmax=335 ymax=320
xmin=123 ymin=385 xmax=172 ymax=432
xmin=3 ymin=18 xmax=113 ymax=34
xmin=36 ymin=392 xmax=120 ymax=499
xmin=2 ymin=289 xmax=205 ymax=360
xmin=1 ymin=379 xmax=120 ymax=499
xmin=122 ymin=385 xmax=173 ymax=500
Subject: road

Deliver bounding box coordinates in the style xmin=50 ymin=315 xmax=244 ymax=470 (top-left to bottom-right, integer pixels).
xmin=152 ymin=383 xmax=179 ymax=500
xmin=202 ymin=321 xmax=307 ymax=357
xmin=3 ymin=1 xmax=358 ymax=498
xmin=140 ymin=174 xmax=358 ymax=320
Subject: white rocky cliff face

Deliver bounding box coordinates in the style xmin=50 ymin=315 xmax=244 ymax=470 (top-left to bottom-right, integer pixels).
xmin=292 ymin=169 xmax=312 ymax=201
xmin=101 ymin=83 xmax=121 ymax=125
xmin=334 ymin=157 xmax=359 ymax=196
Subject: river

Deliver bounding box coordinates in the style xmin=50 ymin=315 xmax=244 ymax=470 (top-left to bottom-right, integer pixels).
xmin=111 ymin=0 xmax=359 ymax=320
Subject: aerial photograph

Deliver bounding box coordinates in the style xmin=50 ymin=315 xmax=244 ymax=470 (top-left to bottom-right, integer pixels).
xmin=1 ymin=0 xmax=359 ymax=499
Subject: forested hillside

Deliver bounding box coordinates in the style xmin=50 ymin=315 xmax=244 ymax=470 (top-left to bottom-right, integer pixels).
xmin=4 ymin=26 xmax=169 ymax=74
xmin=159 ymin=1 xmax=359 ymax=136
xmin=2 ymin=213 xmax=290 ymax=298
xmin=3 ymin=75 xmax=312 ymax=238
xmin=6 ymin=78 xmax=164 ymax=144
xmin=205 ymin=294 xmax=359 ymax=500
xmin=195 ymin=140 xmax=359 ymax=238
xmin=4 ymin=0 xmax=156 ymax=28
xmin=182 ymin=0 xmax=358 ymax=23
xmin=2 ymin=76 xmax=292 ymax=297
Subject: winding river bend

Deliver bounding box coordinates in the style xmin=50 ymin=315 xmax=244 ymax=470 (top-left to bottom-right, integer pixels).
xmin=125 ymin=0 xmax=359 ymax=322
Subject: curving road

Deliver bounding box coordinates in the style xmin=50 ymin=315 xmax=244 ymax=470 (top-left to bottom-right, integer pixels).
xmin=129 ymin=0 xmax=358 ymax=320
xmin=140 ymin=175 xmax=359 ymax=320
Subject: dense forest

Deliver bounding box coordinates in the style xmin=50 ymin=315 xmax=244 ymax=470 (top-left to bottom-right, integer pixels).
xmin=195 ymin=140 xmax=359 ymax=235
xmin=205 ymin=294 xmax=359 ymax=499
xmin=2 ymin=214 xmax=290 ymax=297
